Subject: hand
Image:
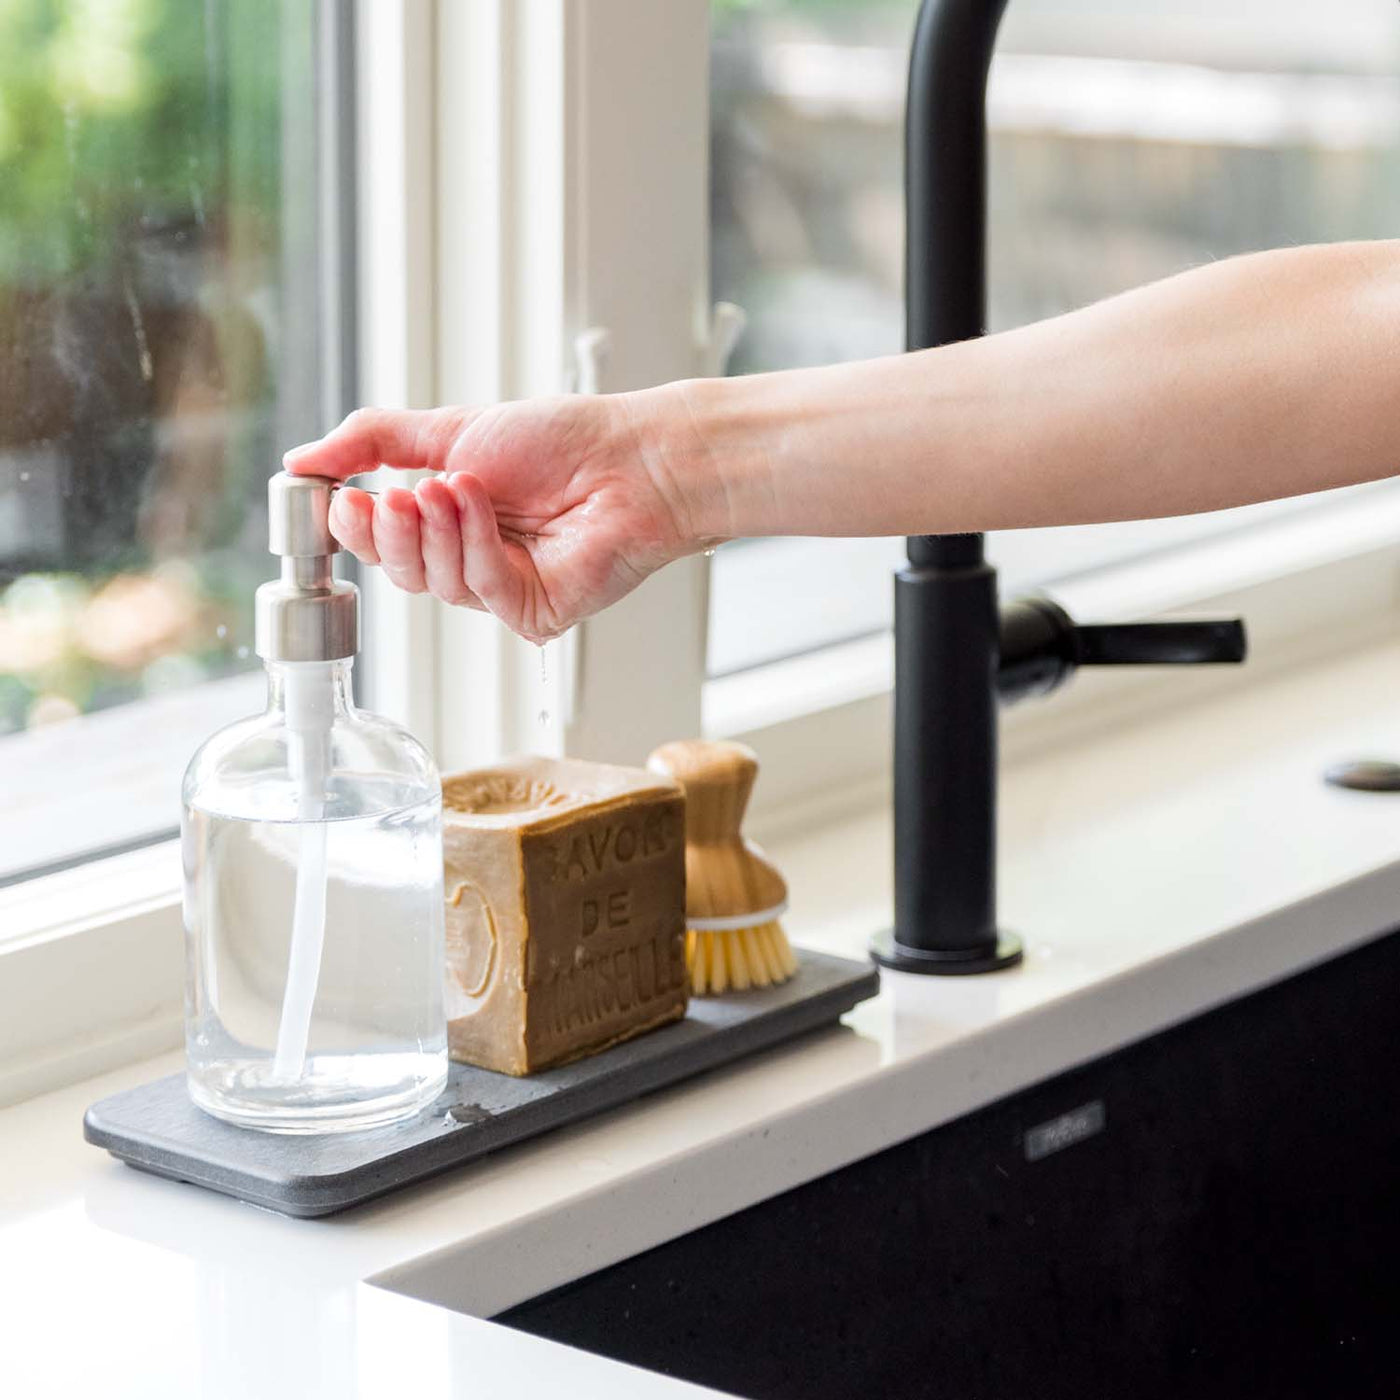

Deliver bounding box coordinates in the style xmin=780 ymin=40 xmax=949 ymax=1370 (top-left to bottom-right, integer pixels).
xmin=283 ymin=394 xmax=711 ymax=642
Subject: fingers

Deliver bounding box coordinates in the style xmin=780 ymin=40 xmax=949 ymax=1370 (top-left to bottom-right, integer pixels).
xmin=415 ymin=477 xmax=481 ymax=608
xmin=448 ymin=472 xmax=532 ymax=635
xmin=370 ymin=488 xmax=427 ymax=593
xmin=327 ymin=470 xmax=535 ymax=632
xmin=283 ymin=406 xmax=469 ymax=481
xmin=328 ymin=488 xmax=378 ymax=564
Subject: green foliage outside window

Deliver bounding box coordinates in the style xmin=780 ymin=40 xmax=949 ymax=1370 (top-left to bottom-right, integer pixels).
xmin=0 ymin=0 xmax=305 ymax=735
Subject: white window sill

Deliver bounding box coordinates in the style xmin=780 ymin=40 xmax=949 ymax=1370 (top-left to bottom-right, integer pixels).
xmin=0 ymin=841 xmax=184 ymax=1108
xmin=0 ymin=671 xmax=263 ymax=886
xmin=3 ymin=841 xmax=181 ymax=946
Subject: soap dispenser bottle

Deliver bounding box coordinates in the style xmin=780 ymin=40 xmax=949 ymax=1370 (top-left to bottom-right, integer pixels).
xmin=181 ymin=472 xmax=447 ymax=1133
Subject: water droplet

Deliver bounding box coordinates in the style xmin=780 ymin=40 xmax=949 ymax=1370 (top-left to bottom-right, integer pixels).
xmin=215 ymin=623 xmax=228 ymax=640
xmin=703 ymin=547 xmax=716 ymax=558
xmin=537 ymin=709 xmax=550 ymax=727
xmin=18 ymin=471 xmax=30 ymax=483
xmin=235 ymin=645 xmax=250 ymax=660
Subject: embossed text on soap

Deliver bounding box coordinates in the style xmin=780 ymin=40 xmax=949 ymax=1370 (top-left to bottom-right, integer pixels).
xmin=545 ymin=808 xmax=679 ymax=884
xmin=536 ymin=929 xmax=686 ymax=1036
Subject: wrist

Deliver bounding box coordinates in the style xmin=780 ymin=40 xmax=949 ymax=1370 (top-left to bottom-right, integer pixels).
xmin=623 ymin=375 xmax=779 ymax=550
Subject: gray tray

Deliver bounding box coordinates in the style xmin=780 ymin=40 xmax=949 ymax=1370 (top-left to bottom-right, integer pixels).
xmin=84 ymin=950 xmax=879 ymax=1218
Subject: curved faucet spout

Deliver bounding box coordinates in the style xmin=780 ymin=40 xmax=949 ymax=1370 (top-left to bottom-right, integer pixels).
xmin=905 ymin=0 xmax=1010 ymax=355
xmin=905 ymin=0 xmax=1008 ymax=571
xmin=881 ymin=0 xmax=1019 ymax=975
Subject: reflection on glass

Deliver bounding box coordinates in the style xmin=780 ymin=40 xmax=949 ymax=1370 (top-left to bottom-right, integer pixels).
xmin=713 ymin=0 xmax=1400 ymax=372
xmin=0 ymin=0 xmax=329 ymax=739
xmin=708 ymin=0 xmax=1400 ymax=677
xmin=712 ymin=0 xmax=917 ymax=375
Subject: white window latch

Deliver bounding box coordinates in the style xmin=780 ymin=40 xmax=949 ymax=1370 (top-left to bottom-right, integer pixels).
xmin=700 ymin=301 xmax=747 ymax=378
xmin=570 ymin=327 xmax=611 ymax=396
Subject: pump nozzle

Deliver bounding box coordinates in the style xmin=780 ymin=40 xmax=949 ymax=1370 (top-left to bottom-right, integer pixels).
xmin=256 ymin=473 xmax=358 ymax=664
xmin=258 ymin=472 xmax=357 ymax=1084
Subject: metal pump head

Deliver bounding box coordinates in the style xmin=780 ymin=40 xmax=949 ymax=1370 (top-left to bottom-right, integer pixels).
xmin=255 ymin=472 xmax=359 ymax=663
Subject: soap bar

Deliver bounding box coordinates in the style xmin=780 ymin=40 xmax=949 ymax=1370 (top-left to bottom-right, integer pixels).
xmin=441 ymin=756 xmax=688 ymax=1075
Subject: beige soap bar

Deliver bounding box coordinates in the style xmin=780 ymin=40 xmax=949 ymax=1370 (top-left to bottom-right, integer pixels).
xmin=441 ymin=756 xmax=688 ymax=1075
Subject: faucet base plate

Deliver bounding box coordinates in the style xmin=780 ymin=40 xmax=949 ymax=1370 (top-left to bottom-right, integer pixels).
xmin=870 ymin=928 xmax=1023 ymax=976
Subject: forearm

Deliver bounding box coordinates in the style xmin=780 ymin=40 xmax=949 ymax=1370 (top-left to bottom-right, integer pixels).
xmin=641 ymin=240 xmax=1400 ymax=541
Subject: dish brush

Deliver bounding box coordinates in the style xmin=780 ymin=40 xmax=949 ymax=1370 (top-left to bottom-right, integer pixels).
xmin=647 ymin=739 xmax=798 ymax=995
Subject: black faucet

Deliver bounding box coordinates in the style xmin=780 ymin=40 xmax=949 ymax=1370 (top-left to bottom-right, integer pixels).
xmin=871 ymin=0 xmax=1248 ymax=977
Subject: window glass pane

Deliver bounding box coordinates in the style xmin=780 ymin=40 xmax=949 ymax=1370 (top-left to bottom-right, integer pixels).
xmin=0 ymin=0 xmax=350 ymax=882
xmin=708 ymin=0 xmax=1400 ymax=679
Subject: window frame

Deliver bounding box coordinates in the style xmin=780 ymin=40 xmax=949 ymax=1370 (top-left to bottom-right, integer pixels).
xmin=359 ymin=0 xmax=715 ymax=777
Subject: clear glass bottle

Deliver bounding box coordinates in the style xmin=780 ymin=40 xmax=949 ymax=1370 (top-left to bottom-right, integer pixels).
xmin=181 ymin=473 xmax=447 ymax=1133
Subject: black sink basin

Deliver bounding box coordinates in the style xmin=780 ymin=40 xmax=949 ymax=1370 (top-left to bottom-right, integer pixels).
xmin=498 ymin=927 xmax=1400 ymax=1399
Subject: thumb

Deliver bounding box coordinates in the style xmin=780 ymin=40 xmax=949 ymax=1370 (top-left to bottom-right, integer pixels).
xmin=283 ymin=406 xmax=474 ymax=481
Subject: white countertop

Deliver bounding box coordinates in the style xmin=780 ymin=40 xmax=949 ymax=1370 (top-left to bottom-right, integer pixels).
xmin=6 ymin=641 xmax=1400 ymax=1399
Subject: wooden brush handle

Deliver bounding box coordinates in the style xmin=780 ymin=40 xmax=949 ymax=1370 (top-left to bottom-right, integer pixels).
xmin=648 ymin=739 xmax=787 ymax=919
xmin=649 ymin=739 xmax=756 ymax=844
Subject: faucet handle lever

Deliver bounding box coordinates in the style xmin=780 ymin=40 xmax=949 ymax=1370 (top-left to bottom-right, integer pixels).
xmin=997 ymin=598 xmax=1247 ymax=706
xmin=1072 ymin=619 xmax=1246 ymax=667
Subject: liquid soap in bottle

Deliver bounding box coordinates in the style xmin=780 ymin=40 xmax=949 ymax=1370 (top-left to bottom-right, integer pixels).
xmin=181 ymin=472 xmax=447 ymax=1132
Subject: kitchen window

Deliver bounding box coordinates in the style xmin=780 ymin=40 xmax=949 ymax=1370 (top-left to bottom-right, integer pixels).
xmin=7 ymin=0 xmax=1400 ymax=1104
xmin=0 ymin=0 xmax=357 ymax=888
xmin=707 ymin=0 xmax=1400 ymax=722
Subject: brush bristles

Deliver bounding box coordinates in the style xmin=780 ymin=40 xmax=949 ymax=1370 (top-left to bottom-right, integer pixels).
xmin=687 ymin=920 xmax=798 ymax=996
